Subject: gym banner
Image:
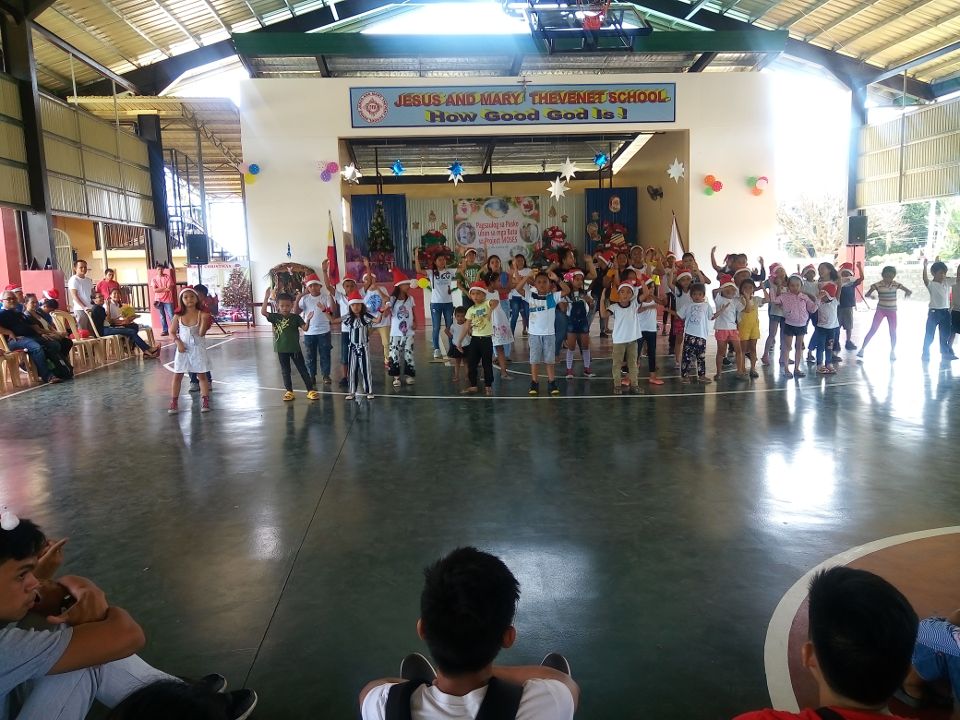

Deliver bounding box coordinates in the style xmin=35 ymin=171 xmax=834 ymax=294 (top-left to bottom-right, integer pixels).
xmin=453 ymin=197 xmax=540 ymax=264
xmin=350 ymin=83 xmax=676 ymax=128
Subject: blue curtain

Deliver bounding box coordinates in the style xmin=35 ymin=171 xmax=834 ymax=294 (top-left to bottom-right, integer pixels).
xmin=584 ymin=187 xmax=638 ymax=253
xmin=351 ymin=194 xmax=410 ymax=269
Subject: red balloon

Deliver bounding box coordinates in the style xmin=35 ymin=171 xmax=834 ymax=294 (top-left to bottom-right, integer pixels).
xmin=712 ymin=180 xmax=723 ymax=192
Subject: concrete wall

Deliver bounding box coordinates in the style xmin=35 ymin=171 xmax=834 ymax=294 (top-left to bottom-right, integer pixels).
xmin=239 ymin=72 xmax=780 ymax=301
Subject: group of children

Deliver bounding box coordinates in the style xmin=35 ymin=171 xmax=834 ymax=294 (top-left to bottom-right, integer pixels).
xmin=164 ymin=247 xmax=960 ymax=410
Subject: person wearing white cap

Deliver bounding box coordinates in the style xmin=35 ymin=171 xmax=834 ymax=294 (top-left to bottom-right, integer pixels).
xmin=602 ymin=281 xmax=642 ymax=394
xmin=711 ymin=277 xmax=746 ymax=380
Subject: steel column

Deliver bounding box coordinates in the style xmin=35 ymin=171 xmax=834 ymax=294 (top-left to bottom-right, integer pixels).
xmin=136 ymin=114 xmax=172 ymax=268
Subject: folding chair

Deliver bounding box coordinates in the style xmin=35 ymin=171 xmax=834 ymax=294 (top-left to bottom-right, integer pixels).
xmin=52 ymin=311 xmax=104 ymax=369
xmin=0 ymin=336 xmax=39 ymax=387
xmin=85 ymin=310 xmax=129 ymax=361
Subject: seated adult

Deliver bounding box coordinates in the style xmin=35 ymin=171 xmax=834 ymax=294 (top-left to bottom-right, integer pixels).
xmin=0 ymin=290 xmax=63 ymax=384
xmin=359 ymin=546 xmax=580 ymax=720
xmin=22 ymin=294 xmax=74 ymax=369
xmin=733 ymin=566 xmax=918 ymax=720
xmin=898 ymin=609 xmax=960 ymax=713
xmin=0 ymin=508 xmax=257 ymax=719
xmin=90 ymin=293 xmax=160 ymax=358
xmin=105 ymin=289 xmax=140 ymax=331
xmin=4 ymin=284 xmax=24 ymax=313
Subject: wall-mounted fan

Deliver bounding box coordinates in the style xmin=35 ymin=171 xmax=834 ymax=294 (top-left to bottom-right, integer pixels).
xmin=647 ymin=185 xmax=664 ymax=201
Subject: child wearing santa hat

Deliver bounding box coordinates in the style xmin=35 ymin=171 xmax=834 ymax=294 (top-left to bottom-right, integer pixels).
xmin=563 ymin=269 xmax=594 ymax=378
xmin=387 ymin=269 xmax=416 ymax=387
xmin=322 ymin=258 xmax=358 ymax=388
xmin=297 ymin=271 xmax=334 ymax=386
xmin=838 ymin=261 xmax=863 ymax=350
xmin=343 ymin=291 xmax=380 ymax=400
xmin=763 ymin=263 xmax=787 ymax=365
xmin=636 ymin=275 xmax=664 ymax=386
xmin=711 ymin=275 xmax=746 ymax=380
xmin=361 ymin=260 xmax=392 ymax=369
xmin=667 ymin=268 xmax=696 ymax=366
xmin=462 ymin=282 xmax=498 ymax=395
xmin=812 ymin=282 xmax=841 ymax=374
xmin=602 ymin=281 xmax=641 ymax=394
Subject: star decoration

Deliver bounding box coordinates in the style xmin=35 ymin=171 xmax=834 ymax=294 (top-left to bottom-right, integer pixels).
xmin=448 ymin=161 xmax=465 ymax=186
xmin=593 ymin=152 xmax=609 ymax=169
xmin=391 ymin=160 xmax=405 ymax=176
xmin=667 ymin=158 xmax=685 ymax=183
xmin=341 ymin=163 xmax=362 ymax=184
xmin=559 ymin=157 xmax=579 ymax=181
xmin=548 ymin=176 xmax=569 ymax=200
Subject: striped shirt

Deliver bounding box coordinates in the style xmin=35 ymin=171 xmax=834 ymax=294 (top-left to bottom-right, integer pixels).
xmin=872 ymin=281 xmax=904 ymax=310
xmin=916 ymin=617 xmax=960 ymax=655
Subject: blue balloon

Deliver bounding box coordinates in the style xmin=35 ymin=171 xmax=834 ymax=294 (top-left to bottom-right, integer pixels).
xmin=249 ymin=163 xmax=260 ymax=175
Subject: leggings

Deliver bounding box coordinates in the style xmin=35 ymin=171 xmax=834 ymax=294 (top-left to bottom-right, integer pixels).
xmin=278 ymin=351 xmax=314 ymax=391
xmin=860 ymin=308 xmax=897 ymax=350
xmin=637 ymin=331 xmax=658 ymax=373
xmin=467 ymin=336 xmax=494 ymax=387
xmin=681 ymin=335 xmax=707 ymax=378
xmin=348 ymin=344 xmax=373 ymax=395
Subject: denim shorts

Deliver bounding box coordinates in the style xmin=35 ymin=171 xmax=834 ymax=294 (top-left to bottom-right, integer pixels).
xmin=528 ymin=334 xmax=556 ymax=364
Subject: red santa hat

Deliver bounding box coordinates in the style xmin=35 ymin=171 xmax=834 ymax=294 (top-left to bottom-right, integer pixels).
xmin=468 ymin=280 xmax=488 ymax=292
xmin=617 ymin=281 xmax=636 ymax=294
xmin=563 ymin=269 xmax=584 ymax=282
xmin=42 ymin=288 xmax=59 ymax=301
xmin=391 ymin=268 xmax=413 ymax=286
xmin=347 ymin=291 xmax=365 ymax=305
xmin=665 ymin=251 xmax=677 ymax=259
xmin=719 ymin=274 xmax=737 ymax=290
xmin=733 ymin=267 xmax=752 ymax=279
xmin=839 ymin=262 xmax=854 ymax=276
xmin=630 ymin=244 xmax=644 ymax=252
xmin=802 ymin=263 xmax=816 ymax=274
xmin=822 ymin=282 xmax=838 ymax=298
xmin=676 ymin=271 xmax=693 ymax=282
xmin=769 ymin=262 xmax=782 ymax=275
xmin=4 ymin=283 xmax=21 ymax=293
xmin=341 ymin=275 xmax=358 ymax=285
xmin=303 ymin=273 xmax=321 ymax=286
xmin=639 ymin=274 xmax=656 ymax=286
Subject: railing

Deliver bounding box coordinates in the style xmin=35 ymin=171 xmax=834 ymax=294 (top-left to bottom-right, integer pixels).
xmin=96 ymin=223 xmax=149 ymax=251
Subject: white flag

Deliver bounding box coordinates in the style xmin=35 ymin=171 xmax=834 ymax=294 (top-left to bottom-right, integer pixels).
xmin=669 ymin=214 xmax=684 ymax=257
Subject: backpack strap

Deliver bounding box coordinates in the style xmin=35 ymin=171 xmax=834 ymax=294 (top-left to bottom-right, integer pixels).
xmin=474 ymin=677 xmax=524 ymax=720
xmin=384 ymin=680 xmax=427 ymax=720
xmin=814 ymin=708 xmax=847 ymax=720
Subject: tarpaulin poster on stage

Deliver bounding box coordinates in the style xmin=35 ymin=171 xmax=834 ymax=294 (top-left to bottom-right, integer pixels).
xmin=452 ymin=197 xmax=540 ymax=264
xmin=185 ymin=261 xmax=253 ymax=322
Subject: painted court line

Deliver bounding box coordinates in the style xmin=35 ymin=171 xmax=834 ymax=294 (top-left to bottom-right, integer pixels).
xmin=763 ymin=526 xmax=960 ymax=711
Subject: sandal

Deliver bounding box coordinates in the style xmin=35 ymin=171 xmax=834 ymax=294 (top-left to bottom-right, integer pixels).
xmin=460 ymin=387 xmax=479 ymax=395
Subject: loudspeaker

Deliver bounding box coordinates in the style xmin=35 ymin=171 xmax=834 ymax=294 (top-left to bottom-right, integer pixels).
xmin=186 ymin=233 xmax=210 ymax=265
xmin=848 ymin=215 xmax=867 ymax=246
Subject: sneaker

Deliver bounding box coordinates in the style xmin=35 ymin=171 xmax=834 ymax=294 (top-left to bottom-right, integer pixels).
xmin=392 ymin=378 xmax=401 ymax=388
xmin=366 ymin=394 xmax=375 ymax=400
xmin=845 ymin=341 xmax=857 ymax=350
xmin=201 ymin=396 xmax=211 ymax=413
xmin=282 ymin=391 xmax=295 ymax=401
xmin=856 ymin=350 xmax=864 ymax=359
xmin=167 ymin=398 xmax=179 ymax=415
xmin=188 ymin=381 xmax=200 ymax=393
xmin=528 ymin=382 xmax=539 ymax=396
xmin=192 ymin=674 xmax=227 ymax=694
xmin=307 ymin=390 xmax=320 ymax=400
xmin=599 ymin=332 xmax=608 ymax=338
xmin=541 ymin=653 xmax=572 ymax=675
xmin=225 ymin=688 xmax=258 ymax=720
xmin=548 ymin=381 xmax=560 ymax=395
xmin=323 ymin=376 xmax=332 ymax=385
xmin=400 ymin=652 xmax=438 ymax=682
xmin=565 ymin=369 xmax=574 ymax=378
xmin=405 ymin=376 xmax=415 ymax=385
xmin=345 ymin=394 xmax=354 ymax=400
xmin=433 ymin=349 xmax=441 ymax=359
xmin=749 ymin=369 xmax=759 ymax=378
xmin=583 ymin=367 xmax=593 ymax=377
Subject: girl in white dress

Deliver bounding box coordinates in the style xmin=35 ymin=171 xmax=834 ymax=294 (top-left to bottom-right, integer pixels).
xmin=168 ymin=287 xmax=212 ymax=414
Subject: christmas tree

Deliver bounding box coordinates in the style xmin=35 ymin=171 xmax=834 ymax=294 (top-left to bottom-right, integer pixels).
xmin=368 ymin=201 xmax=394 ymax=253
xmin=221 ymin=266 xmax=252 ymax=312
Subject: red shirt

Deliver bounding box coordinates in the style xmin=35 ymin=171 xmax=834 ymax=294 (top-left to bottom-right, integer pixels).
xmin=96 ymin=279 xmax=120 ymax=299
xmin=152 ymin=274 xmax=173 ymax=303
xmin=735 ymin=708 xmax=909 ymax=720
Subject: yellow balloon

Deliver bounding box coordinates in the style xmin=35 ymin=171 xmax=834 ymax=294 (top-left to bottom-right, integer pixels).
xmin=244 ymin=173 xmax=257 ymax=185
xmin=418 ymin=277 xmax=430 ymax=289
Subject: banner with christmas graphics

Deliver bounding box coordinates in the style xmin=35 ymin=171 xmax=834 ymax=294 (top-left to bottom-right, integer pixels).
xmin=351 ymin=84 xmax=676 ymax=128
xmin=185 ymin=262 xmax=253 ymax=323
xmin=453 ymin=197 xmax=541 ymax=265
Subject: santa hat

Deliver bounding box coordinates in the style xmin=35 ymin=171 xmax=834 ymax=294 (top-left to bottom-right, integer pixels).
xmin=769 ymin=262 xmax=782 ymax=275
xmin=4 ymin=284 xmax=21 ymax=293
xmin=468 ymin=280 xmax=487 ymax=291
xmin=630 ymin=244 xmax=644 ymax=252
xmin=597 ymin=250 xmax=615 ymax=265
xmin=839 ymin=262 xmax=854 ymax=276
xmin=347 ymin=291 xmax=365 ymax=305
xmin=303 ymin=273 xmax=321 ymax=286
xmin=720 ymin=274 xmax=738 ymax=290
xmin=464 ymin=247 xmax=478 ymax=256
xmin=718 ymin=273 xmax=734 ymax=284
xmin=391 ymin=268 xmax=413 ymax=286
xmin=676 ymin=271 xmax=693 ymax=282
xmin=617 ymin=281 xmax=635 ymax=293
xmin=733 ymin=267 xmax=752 ymax=278
xmin=610 ymin=232 xmax=626 ymax=245
xmin=640 ymin=274 xmax=656 ymax=286
xmin=564 ymin=270 xmax=584 ymax=282
xmin=822 ymin=282 xmax=838 ymax=298
xmin=789 ymin=272 xmax=803 ymax=280
xmin=665 ymin=251 xmax=677 ymax=259
xmin=802 ymin=264 xmax=816 ymax=274
xmin=362 ymin=271 xmax=377 ymax=281
xmin=341 ymin=275 xmax=357 ymax=285
xmin=42 ymin=288 xmax=59 ymax=301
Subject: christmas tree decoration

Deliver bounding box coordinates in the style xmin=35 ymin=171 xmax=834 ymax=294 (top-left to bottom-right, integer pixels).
xmin=368 ymin=201 xmax=395 ymax=255
xmin=667 ymin=158 xmax=685 ymax=183
xmin=548 ymin=176 xmax=569 ymax=200
xmin=341 ymin=163 xmax=363 ymax=184
xmin=448 ymin=161 xmax=465 ymax=185
xmin=391 ymin=160 xmax=405 ymax=176
xmin=221 ymin=266 xmax=253 ymax=317
xmin=593 ymin=152 xmax=609 ymax=169
xmin=559 ymin=157 xmax=579 ymax=180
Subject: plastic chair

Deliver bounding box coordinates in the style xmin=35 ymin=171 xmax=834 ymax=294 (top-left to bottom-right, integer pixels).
xmin=85 ymin=310 xmax=129 ymax=361
xmin=52 ymin=311 xmax=104 ymax=369
xmin=0 ymin=336 xmax=38 ymax=387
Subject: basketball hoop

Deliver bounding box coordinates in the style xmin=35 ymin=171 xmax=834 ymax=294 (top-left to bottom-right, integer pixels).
xmin=577 ymin=0 xmax=609 ymax=29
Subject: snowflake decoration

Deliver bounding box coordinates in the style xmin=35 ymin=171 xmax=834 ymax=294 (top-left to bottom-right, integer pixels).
xmin=391 ymin=160 xmax=405 ymax=176
xmin=341 ymin=163 xmax=362 ymax=184
xmin=667 ymin=158 xmax=685 ymax=183
xmin=548 ymin=176 xmax=569 ymax=200
xmin=448 ymin=161 xmax=465 ymax=186
xmin=559 ymin=158 xmax=579 ymax=181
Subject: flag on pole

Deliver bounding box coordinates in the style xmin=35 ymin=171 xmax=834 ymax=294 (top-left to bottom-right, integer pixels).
xmin=669 ymin=212 xmax=685 ymax=257
xmin=327 ymin=211 xmax=340 ymax=285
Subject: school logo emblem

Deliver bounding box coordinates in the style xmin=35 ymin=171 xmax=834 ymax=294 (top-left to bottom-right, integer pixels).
xmin=357 ymin=92 xmax=388 ymax=124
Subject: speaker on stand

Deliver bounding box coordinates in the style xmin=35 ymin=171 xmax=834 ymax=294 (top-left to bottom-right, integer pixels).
xmin=186 ymin=233 xmax=210 ymax=265
xmin=847 ymin=215 xmax=868 ymax=305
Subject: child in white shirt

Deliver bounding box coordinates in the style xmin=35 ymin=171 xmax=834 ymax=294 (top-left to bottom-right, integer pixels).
xmin=602 ymin=282 xmax=642 ymax=394
xmin=712 ymin=278 xmax=746 ymax=380
xmin=445 ymin=306 xmax=471 ymax=382
xmin=669 ymin=282 xmax=713 ymax=383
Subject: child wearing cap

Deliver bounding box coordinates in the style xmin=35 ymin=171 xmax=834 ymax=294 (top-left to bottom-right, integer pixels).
xmin=515 ymin=269 xmax=570 ymax=396
xmin=387 ymin=270 xmax=417 ymax=387
xmin=462 ymin=282 xmax=498 ymax=395
xmin=763 ymin=263 xmax=788 ymax=365
xmin=343 ymin=290 xmax=380 ymax=400
xmin=838 ymin=261 xmax=863 ymax=350
xmin=667 ymin=268 xmax=696 ymax=367
xmin=813 ymin=283 xmax=841 ymax=374
xmin=169 ymin=287 xmax=213 ymax=413
xmin=602 ymin=281 xmax=642 ymax=394
xmin=297 ymin=271 xmax=334 ymax=386
xmin=711 ymin=276 xmax=746 ymax=380
xmin=260 ymin=287 xmax=320 ymax=402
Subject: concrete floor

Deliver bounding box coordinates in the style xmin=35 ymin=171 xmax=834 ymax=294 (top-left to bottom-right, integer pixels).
xmin=1 ymin=307 xmax=958 ymax=720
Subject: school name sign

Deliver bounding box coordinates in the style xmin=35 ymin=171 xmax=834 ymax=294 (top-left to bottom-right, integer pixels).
xmin=350 ymin=84 xmax=676 ymax=128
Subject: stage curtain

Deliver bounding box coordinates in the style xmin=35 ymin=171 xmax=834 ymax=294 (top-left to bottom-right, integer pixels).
xmin=584 ymin=187 xmax=638 ymax=253
xmin=350 ymin=194 xmax=410 ymax=269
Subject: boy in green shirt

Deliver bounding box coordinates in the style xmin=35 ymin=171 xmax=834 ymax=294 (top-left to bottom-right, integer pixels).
xmin=261 ymin=288 xmax=320 ymax=401
xmin=456 ymin=248 xmax=483 ymax=308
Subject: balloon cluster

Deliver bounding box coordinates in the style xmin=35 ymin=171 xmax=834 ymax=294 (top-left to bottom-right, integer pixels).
xmin=319 ymin=161 xmax=340 ymax=183
xmin=241 ymin=162 xmax=261 ymax=185
xmin=747 ymin=175 xmax=769 ymax=196
xmin=703 ymin=174 xmax=723 ymax=196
